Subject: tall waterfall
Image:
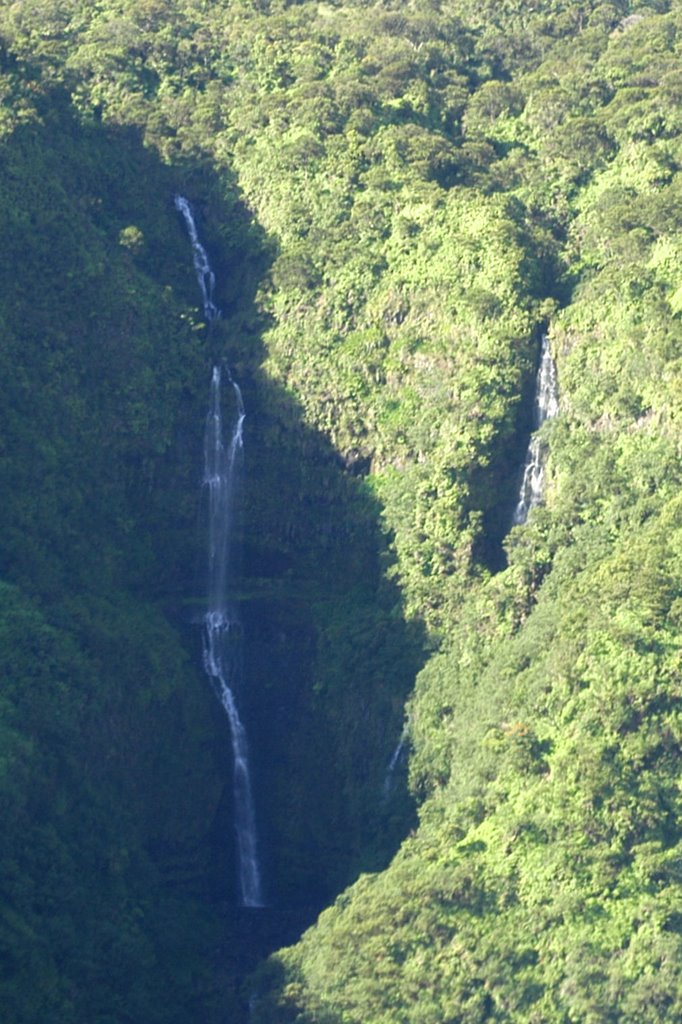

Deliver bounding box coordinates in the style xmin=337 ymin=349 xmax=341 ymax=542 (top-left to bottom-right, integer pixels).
xmin=513 ymin=337 xmax=559 ymax=526
xmin=203 ymin=369 xmax=263 ymax=907
xmin=176 ymin=195 xmax=263 ymax=907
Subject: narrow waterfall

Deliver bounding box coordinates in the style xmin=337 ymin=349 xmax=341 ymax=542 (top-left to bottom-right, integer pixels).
xmin=383 ymin=728 xmax=408 ymax=799
xmin=513 ymin=337 xmax=559 ymax=526
xmin=203 ymin=369 xmax=263 ymax=907
xmin=176 ymin=195 xmax=264 ymax=907
xmin=174 ymin=194 xmax=220 ymax=322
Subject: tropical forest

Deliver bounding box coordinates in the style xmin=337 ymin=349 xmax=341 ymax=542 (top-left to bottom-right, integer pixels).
xmin=0 ymin=0 xmax=681 ymax=1020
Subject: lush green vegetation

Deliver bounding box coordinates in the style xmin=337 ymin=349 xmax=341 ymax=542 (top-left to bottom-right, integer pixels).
xmin=2 ymin=0 xmax=682 ymax=1021
xmin=0 ymin=104 xmax=231 ymax=1019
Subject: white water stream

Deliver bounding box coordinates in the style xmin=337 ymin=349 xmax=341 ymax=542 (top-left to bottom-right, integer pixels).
xmin=513 ymin=337 xmax=559 ymax=526
xmin=383 ymin=728 xmax=408 ymax=799
xmin=174 ymin=195 xmax=220 ymax=322
xmin=176 ymin=195 xmax=263 ymax=907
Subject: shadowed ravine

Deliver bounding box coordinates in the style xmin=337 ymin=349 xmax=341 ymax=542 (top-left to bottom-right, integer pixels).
xmin=176 ymin=196 xmax=264 ymax=908
xmin=3 ymin=7 xmax=680 ymax=1021
xmin=171 ymin=183 xmax=423 ymax=1019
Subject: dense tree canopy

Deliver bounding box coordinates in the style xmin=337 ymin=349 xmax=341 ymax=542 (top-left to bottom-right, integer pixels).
xmin=1 ymin=0 xmax=682 ymax=1021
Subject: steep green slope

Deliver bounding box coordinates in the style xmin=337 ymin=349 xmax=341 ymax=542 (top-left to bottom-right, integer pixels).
xmin=2 ymin=0 xmax=682 ymax=1021
xmin=0 ymin=5 xmax=452 ymax=1015
xmin=0 ymin=100 xmax=237 ymax=1021
xmin=253 ymin=508 xmax=682 ymax=1022
xmin=246 ymin=4 xmax=682 ymax=1021
xmin=0 ymin=0 xmax=558 ymax=628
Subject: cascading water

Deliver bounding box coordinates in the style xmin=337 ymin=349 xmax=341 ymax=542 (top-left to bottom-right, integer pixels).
xmin=203 ymin=369 xmax=263 ymax=907
xmin=174 ymin=194 xmax=220 ymax=322
xmin=176 ymin=194 xmax=264 ymax=907
xmin=513 ymin=337 xmax=559 ymax=526
xmin=383 ymin=728 xmax=408 ymax=799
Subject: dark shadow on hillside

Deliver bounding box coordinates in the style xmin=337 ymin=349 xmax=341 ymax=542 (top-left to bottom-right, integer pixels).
xmin=185 ymin=172 xmax=426 ymax=916
xmin=0 ymin=89 xmax=424 ymax=1024
xmin=0 ymin=99 xmax=271 ymax=1024
xmin=151 ymin=109 xmax=427 ymax=1012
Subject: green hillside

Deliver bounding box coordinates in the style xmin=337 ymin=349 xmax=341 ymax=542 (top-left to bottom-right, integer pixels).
xmin=0 ymin=0 xmax=681 ymax=1021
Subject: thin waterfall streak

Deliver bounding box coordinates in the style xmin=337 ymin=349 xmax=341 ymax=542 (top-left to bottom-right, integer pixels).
xmin=513 ymin=337 xmax=559 ymax=526
xmin=383 ymin=727 xmax=408 ymax=799
xmin=174 ymin=194 xmax=220 ymax=322
xmin=201 ymin=367 xmax=264 ymax=908
xmin=177 ymin=195 xmax=263 ymax=907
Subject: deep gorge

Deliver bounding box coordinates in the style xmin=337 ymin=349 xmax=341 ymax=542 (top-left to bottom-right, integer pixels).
xmin=3 ymin=2 xmax=682 ymax=1021
xmin=0 ymin=100 xmax=423 ymax=1021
